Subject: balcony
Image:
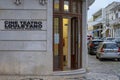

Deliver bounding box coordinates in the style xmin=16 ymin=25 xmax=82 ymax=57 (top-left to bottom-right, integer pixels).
xmin=92 ymin=17 xmax=103 ymax=26
xmin=110 ymin=18 xmax=120 ymax=25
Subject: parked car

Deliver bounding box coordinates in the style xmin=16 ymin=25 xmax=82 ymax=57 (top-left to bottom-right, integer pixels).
xmin=88 ymin=39 xmax=103 ymax=55
xmin=104 ymin=37 xmax=115 ymax=41
xmin=96 ymin=41 xmax=120 ymax=61
xmin=114 ymin=37 xmax=120 ymax=48
xmin=93 ymin=37 xmax=101 ymax=39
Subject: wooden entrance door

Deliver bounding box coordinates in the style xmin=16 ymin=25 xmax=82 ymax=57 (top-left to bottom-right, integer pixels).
xmin=53 ymin=17 xmax=63 ymax=71
xmin=53 ymin=17 xmax=69 ymax=71
xmin=71 ymin=17 xmax=79 ymax=69
xmin=53 ymin=17 xmax=79 ymax=70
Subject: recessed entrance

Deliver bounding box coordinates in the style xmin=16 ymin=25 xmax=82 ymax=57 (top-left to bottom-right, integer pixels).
xmin=53 ymin=17 xmax=70 ymax=71
xmin=53 ymin=17 xmax=81 ymax=71
xmin=53 ymin=0 xmax=82 ymax=71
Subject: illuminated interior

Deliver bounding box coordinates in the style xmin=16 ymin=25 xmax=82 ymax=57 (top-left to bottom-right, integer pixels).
xmin=63 ymin=18 xmax=69 ymax=69
xmin=53 ymin=0 xmax=83 ymax=71
xmin=64 ymin=1 xmax=69 ymax=12
xmin=54 ymin=0 xmax=59 ymax=11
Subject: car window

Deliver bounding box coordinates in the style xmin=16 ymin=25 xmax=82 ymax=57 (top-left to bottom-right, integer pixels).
xmin=93 ymin=41 xmax=99 ymax=45
xmin=93 ymin=41 xmax=102 ymax=45
xmin=106 ymin=38 xmax=115 ymax=40
xmin=103 ymin=43 xmax=118 ymax=49
xmin=115 ymin=38 xmax=120 ymax=42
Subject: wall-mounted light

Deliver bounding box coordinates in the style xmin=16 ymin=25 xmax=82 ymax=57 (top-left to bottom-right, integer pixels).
xmin=14 ymin=0 xmax=22 ymax=5
xmin=39 ymin=0 xmax=47 ymax=6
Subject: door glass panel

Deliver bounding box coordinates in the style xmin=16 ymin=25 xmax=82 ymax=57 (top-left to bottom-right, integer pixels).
xmin=53 ymin=18 xmax=61 ymax=70
xmin=79 ymin=2 xmax=82 ymax=14
xmin=63 ymin=18 xmax=69 ymax=70
xmin=72 ymin=1 xmax=77 ymax=13
xmin=64 ymin=0 xmax=69 ymax=12
xmin=54 ymin=0 xmax=60 ymax=11
xmin=71 ymin=17 xmax=78 ymax=69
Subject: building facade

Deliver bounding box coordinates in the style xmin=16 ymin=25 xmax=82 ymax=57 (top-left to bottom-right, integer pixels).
xmin=92 ymin=9 xmax=104 ymax=38
xmin=87 ymin=18 xmax=94 ymax=37
xmin=0 ymin=0 xmax=94 ymax=79
xmin=89 ymin=1 xmax=120 ymax=38
xmin=104 ymin=1 xmax=120 ymax=37
xmin=109 ymin=2 xmax=120 ymax=37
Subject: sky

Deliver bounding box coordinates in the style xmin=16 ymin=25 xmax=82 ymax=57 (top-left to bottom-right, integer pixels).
xmin=88 ymin=0 xmax=120 ymax=19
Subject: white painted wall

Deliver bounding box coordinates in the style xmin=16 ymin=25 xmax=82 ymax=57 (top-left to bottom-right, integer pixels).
xmin=0 ymin=0 xmax=90 ymax=78
xmin=0 ymin=0 xmax=53 ymax=75
xmin=82 ymin=0 xmax=88 ymax=70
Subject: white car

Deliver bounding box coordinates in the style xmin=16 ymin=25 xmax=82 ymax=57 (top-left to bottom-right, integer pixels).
xmin=96 ymin=41 xmax=120 ymax=61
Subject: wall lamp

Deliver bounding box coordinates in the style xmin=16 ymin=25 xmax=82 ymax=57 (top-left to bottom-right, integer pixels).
xmin=39 ymin=0 xmax=47 ymax=5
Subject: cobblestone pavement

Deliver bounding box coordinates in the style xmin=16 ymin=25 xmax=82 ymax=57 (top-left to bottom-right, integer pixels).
xmin=18 ymin=55 xmax=120 ymax=80
xmin=88 ymin=55 xmax=120 ymax=76
xmin=88 ymin=54 xmax=120 ymax=79
xmin=22 ymin=54 xmax=120 ymax=80
xmin=36 ymin=54 xmax=120 ymax=80
xmin=56 ymin=54 xmax=120 ymax=80
xmin=1 ymin=54 xmax=120 ymax=80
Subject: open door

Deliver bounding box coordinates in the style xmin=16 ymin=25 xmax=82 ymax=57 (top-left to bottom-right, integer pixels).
xmin=53 ymin=0 xmax=83 ymax=71
xmin=53 ymin=17 xmax=80 ymax=71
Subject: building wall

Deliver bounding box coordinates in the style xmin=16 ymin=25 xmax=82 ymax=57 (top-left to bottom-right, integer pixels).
xmin=0 ymin=0 xmax=53 ymax=75
xmin=104 ymin=2 xmax=120 ymax=37
xmin=91 ymin=9 xmax=104 ymax=38
xmin=0 ymin=1 xmax=92 ymax=79
xmin=82 ymin=0 xmax=88 ymax=69
xmin=114 ymin=27 xmax=120 ymax=37
xmin=111 ymin=3 xmax=120 ymax=37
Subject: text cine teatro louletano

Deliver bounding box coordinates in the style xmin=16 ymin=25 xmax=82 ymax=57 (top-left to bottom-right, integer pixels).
xmin=4 ymin=20 xmax=43 ymax=30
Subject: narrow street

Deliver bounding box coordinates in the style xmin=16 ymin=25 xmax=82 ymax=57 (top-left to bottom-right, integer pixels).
xmin=88 ymin=54 xmax=120 ymax=78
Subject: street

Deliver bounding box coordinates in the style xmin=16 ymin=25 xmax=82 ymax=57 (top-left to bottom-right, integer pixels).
xmin=88 ymin=54 xmax=120 ymax=78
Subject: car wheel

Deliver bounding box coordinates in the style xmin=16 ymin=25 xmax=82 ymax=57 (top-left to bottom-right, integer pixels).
xmin=117 ymin=58 xmax=120 ymax=61
xmin=96 ymin=55 xmax=98 ymax=59
xmin=88 ymin=50 xmax=92 ymax=55
xmin=88 ymin=51 xmax=90 ymax=54
xmin=99 ymin=58 xmax=103 ymax=61
xmin=89 ymin=52 xmax=92 ymax=55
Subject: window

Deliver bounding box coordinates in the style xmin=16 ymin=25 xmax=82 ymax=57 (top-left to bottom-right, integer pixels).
xmin=54 ymin=0 xmax=60 ymax=11
xmin=72 ymin=0 xmax=77 ymax=13
xmin=116 ymin=13 xmax=118 ymax=18
xmin=53 ymin=18 xmax=61 ymax=70
xmin=64 ymin=0 xmax=69 ymax=12
xmin=54 ymin=0 xmax=81 ymax=14
xmin=103 ymin=43 xmax=118 ymax=49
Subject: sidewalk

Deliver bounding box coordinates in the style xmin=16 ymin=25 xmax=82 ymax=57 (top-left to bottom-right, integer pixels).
xmin=0 ymin=70 xmax=119 ymax=80
xmin=20 ymin=69 xmax=119 ymax=80
xmin=47 ymin=72 xmax=119 ymax=80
